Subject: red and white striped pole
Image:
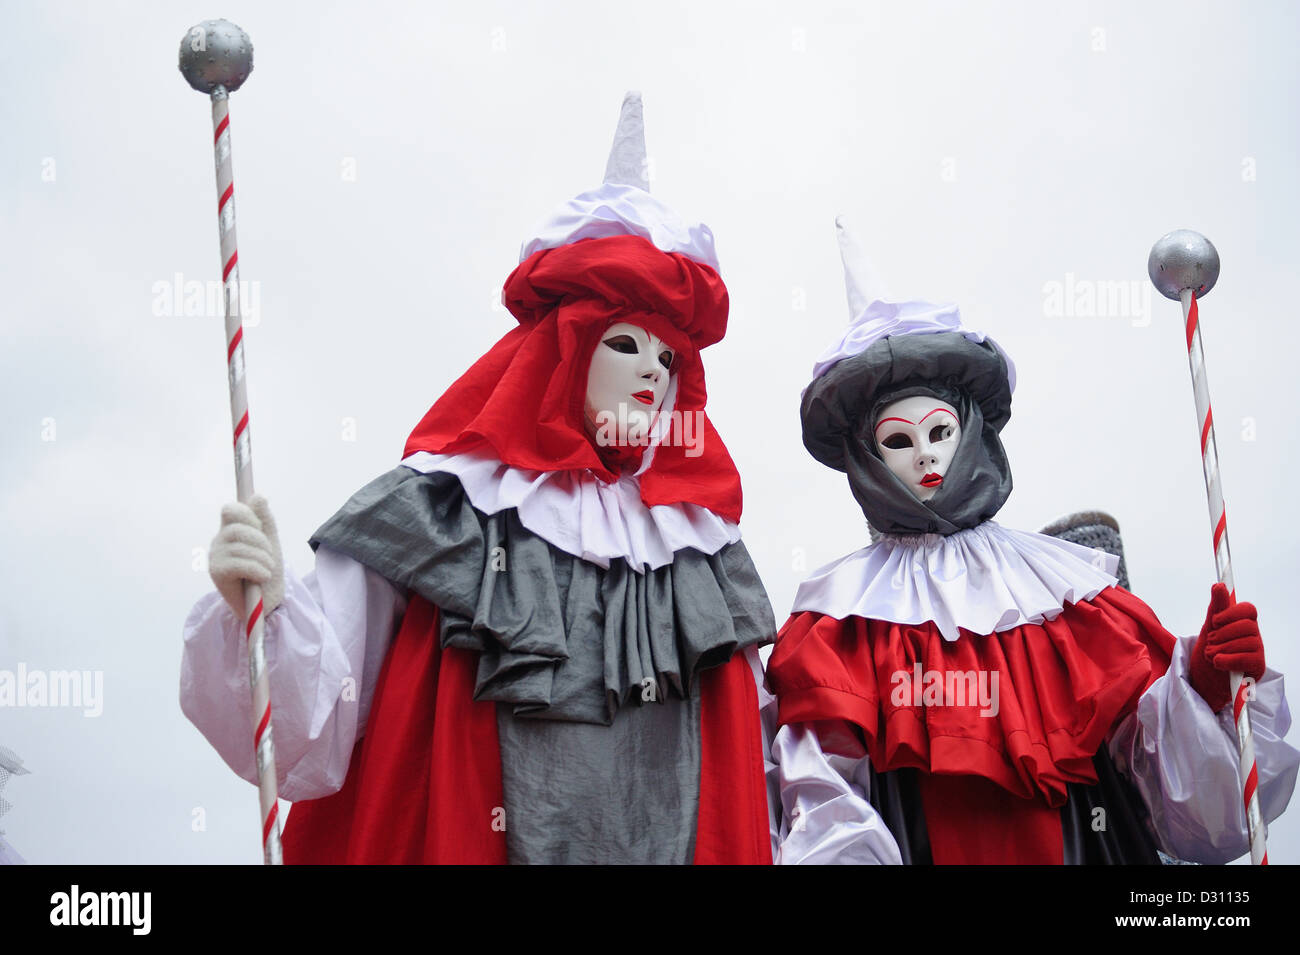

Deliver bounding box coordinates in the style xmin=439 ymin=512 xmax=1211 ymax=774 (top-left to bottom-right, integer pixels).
xmin=179 ymin=19 xmax=282 ymax=865
xmin=1149 ymin=230 xmax=1266 ymax=865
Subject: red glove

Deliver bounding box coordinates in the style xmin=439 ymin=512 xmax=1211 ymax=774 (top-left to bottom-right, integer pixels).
xmin=1189 ymin=583 xmax=1266 ymax=713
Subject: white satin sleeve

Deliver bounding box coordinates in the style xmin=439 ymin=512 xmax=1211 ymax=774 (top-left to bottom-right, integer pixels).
xmin=764 ymin=709 xmax=904 ymax=865
xmin=179 ymin=545 xmax=408 ymax=802
xmin=1108 ymin=634 xmax=1300 ymax=864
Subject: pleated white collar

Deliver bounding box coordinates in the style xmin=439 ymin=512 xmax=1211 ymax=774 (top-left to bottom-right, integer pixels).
xmin=791 ymin=521 xmax=1120 ymax=641
xmin=399 ymin=448 xmax=741 ymax=573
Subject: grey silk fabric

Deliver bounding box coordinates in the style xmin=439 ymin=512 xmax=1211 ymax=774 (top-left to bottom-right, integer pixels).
xmin=307 ymin=465 xmax=774 ymax=724
xmin=496 ymin=691 xmax=700 ymax=864
xmin=800 ymin=332 xmax=1015 ymax=536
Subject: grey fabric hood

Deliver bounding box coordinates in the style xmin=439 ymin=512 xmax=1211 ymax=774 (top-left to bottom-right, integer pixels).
xmin=800 ymin=330 xmax=1015 ymax=535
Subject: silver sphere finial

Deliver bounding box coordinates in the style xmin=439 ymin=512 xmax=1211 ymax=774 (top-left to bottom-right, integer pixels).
xmin=1148 ymin=229 xmax=1220 ymax=301
xmin=178 ymin=20 xmax=253 ymax=95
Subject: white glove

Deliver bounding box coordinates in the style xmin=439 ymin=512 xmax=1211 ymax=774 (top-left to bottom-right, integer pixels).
xmin=208 ymin=494 xmax=285 ymax=619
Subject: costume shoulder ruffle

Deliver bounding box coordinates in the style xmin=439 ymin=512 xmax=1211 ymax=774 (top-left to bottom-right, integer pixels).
xmin=310 ymin=466 xmax=775 ymax=725
xmin=767 ymin=587 xmax=1177 ymax=807
xmin=401 ymin=449 xmax=742 ymax=571
xmin=791 ymin=521 xmax=1121 ymax=641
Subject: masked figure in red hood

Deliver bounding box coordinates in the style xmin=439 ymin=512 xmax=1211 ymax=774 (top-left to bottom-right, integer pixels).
xmin=181 ymin=94 xmax=775 ymax=864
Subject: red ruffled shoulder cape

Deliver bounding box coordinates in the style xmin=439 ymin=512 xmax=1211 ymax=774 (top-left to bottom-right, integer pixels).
xmin=281 ymin=594 xmax=772 ymax=864
xmin=765 ymin=586 xmax=1178 ymax=863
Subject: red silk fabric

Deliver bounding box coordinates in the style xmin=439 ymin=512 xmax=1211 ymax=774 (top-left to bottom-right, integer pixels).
xmin=917 ymin=772 xmax=1065 ymax=865
xmin=282 ymin=593 xmax=772 ymax=864
xmin=767 ymin=587 xmax=1177 ymax=809
xmin=693 ymin=652 xmax=774 ymax=865
xmin=402 ymin=235 xmax=743 ymax=523
xmin=281 ymin=595 xmax=507 ymax=864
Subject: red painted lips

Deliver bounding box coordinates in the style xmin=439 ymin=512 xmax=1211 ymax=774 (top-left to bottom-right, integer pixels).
xmin=632 ymin=390 xmax=655 ymax=405
xmin=920 ymin=473 xmax=943 ymax=488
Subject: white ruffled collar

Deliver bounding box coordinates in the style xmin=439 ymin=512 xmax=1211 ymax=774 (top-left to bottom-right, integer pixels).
xmin=791 ymin=520 xmax=1119 ymax=641
xmin=400 ymin=448 xmax=741 ymax=573
xmin=398 ymin=375 xmax=743 ymax=572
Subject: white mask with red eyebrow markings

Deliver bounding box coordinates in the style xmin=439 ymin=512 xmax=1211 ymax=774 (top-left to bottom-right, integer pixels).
xmin=873 ymin=395 xmax=962 ymax=502
xmin=585 ymin=321 xmax=675 ymax=448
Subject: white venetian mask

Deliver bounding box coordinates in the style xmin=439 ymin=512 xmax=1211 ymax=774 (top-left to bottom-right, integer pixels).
xmin=873 ymin=394 xmax=961 ymax=502
xmin=584 ymin=321 xmax=675 ymax=447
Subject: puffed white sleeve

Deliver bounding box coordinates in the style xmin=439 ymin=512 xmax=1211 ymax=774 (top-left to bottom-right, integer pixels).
xmin=179 ymin=544 xmax=408 ymax=802
xmin=1108 ymin=634 xmax=1300 ymax=864
xmin=767 ymin=710 xmax=903 ymax=865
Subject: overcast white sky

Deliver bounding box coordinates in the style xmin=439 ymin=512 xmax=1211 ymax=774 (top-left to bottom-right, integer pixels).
xmin=2 ymin=0 xmax=1298 ymax=864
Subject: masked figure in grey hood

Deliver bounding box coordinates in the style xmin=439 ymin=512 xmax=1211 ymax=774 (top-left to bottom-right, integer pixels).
xmin=763 ymin=217 xmax=1298 ymax=864
xmin=804 ymin=330 xmax=1013 ymax=538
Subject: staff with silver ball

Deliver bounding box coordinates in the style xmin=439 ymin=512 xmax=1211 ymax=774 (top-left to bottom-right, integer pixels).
xmin=1149 ymin=229 xmax=1266 ymax=865
xmin=178 ymin=19 xmax=282 ymax=865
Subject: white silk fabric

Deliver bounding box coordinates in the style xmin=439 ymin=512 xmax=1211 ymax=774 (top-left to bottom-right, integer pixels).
xmin=791 ymin=521 xmax=1121 ymax=641
xmin=401 ymin=374 xmax=741 ymax=577
xmin=809 ymin=297 xmax=1017 ymax=391
xmin=181 ymin=546 xmax=408 ymax=802
xmin=518 ymin=181 xmax=720 ymax=271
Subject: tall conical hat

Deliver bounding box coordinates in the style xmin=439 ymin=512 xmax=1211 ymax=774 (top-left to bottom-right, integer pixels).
xmin=518 ymin=91 xmax=719 ymax=272
xmin=603 ymin=91 xmax=650 ymax=191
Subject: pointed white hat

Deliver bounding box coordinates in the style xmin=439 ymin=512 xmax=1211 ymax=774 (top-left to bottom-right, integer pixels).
xmin=810 ymin=215 xmax=1016 ymax=392
xmin=518 ymin=92 xmax=719 ymax=270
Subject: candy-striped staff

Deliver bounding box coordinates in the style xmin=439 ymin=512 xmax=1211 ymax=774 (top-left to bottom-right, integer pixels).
xmin=178 ymin=19 xmax=282 ymax=865
xmin=1148 ymin=229 xmax=1266 ymax=866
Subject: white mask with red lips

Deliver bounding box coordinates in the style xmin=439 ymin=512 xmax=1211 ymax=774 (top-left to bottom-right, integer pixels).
xmin=584 ymin=321 xmax=675 ymax=447
xmin=873 ymin=394 xmax=962 ymax=502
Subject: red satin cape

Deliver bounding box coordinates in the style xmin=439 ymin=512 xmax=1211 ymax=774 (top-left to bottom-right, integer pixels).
xmin=282 ymin=593 xmax=772 ymax=864
xmin=765 ymin=586 xmax=1178 ymax=864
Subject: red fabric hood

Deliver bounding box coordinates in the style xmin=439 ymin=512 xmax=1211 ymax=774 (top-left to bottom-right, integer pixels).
xmin=403 ymin=234 xmax=743 ymax=523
